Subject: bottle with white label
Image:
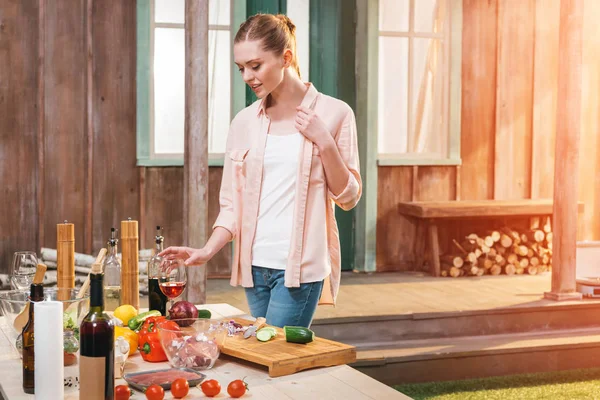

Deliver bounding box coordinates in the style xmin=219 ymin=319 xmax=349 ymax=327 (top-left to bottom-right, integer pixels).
xmin=79 ymin=271 xmax=114 ymax=400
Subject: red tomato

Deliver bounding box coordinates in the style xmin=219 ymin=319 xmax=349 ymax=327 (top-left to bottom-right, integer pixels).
xmin=171 ymin=378 xmax=189 ymax=398
xmin=145 ymin=384 xmax=165 ymax=400
xmin=227 ymin=379 xmax=249 ymax=398
xmin=200 ymin=379 xmax=221 ymax=397
xmin=114 ymin=385 xmax=131 ymax=400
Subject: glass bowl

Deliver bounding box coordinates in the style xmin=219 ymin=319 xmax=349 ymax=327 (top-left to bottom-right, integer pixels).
xmin=0 ymin=288 xmax=90 ymax=355
xmin=157 ymin=318 xmax=226 ymax=370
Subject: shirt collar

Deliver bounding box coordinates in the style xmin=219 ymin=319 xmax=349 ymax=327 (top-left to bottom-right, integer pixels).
xmin=256 ymin=82 xmax=319 ymax=117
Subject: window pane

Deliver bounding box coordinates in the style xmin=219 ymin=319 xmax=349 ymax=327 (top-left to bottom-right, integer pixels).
xmin=378 ymin=37 xmax=408 ymax=154
xmin=411 ymin=38 xmax=447 ymax=156
xmin=209 ymin=0 xmax=230 ymax=26
xmin=379 ymin=0 xmax=409 ymax=32
xmin=154 ymin=28 xmax=185 ymax=154
xmin=155 ymin=0 xmax=184 ymax=24
xmin=414 ymin=0 xmax=446 ymax=33
xmin=208 ymin=30 xmax=231 ymax=154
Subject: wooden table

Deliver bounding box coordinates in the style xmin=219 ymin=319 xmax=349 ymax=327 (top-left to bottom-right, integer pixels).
xmin=0 ymin=303 xmax=409 ymax=400
xmin=397 ymin=199 xmax=585 ymax=277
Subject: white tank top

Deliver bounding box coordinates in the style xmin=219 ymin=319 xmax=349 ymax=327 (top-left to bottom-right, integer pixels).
xmin=252 ymin=133 xmax=303 ymax=269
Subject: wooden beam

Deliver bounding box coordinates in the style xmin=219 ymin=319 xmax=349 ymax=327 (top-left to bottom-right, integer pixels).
xmin=184 ymin=0 xmax=209 ymax=304
xmin=354 ymin=0 xmax=378 ymax=273
xmin=544 ymin=0 xmax=583 ymax=301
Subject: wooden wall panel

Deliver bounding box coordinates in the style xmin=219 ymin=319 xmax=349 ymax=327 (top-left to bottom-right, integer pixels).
xmin=530 ymin=0 xmax=559 ymax=199
xmin=493 ymin=0 xmax=535 ymax=199
xmin=579 ymin=0 xmax=600 ymax=241
xmin=42 ymin=0 xmax=87 ymax=255
xmin=376 ymin=167 xmax=415 ymax=271
xmin=141 ymin=167 xmax=231 ymax=278
xmin=460 ymin=0 xmax=496 ymax=201
xmin=415 ymin=167 xmax=456 ymax=201
xmin=0 ymin=0 xmax=40 ymax=273
xmin=141 ymin=168 xmax=184 ymax=251
xmin=90 ymin=0 xmax=139 ymax=251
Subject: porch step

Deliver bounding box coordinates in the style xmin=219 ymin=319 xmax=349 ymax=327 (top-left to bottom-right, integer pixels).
xmin=350 ymin=327 xmax=600 ymax=385
xmin=311 ymin=301 xmax=600 ymax=346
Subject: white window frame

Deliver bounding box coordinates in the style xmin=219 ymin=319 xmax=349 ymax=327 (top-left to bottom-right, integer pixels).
xmin=377 ymin=0 xmax=462 ymax=166
xmin=137 ymin=0 xmax=246 ymax=167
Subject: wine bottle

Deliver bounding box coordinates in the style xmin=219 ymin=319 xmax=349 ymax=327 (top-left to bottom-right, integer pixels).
xmin=148 ymin=226 xmax=168 ymax=315
xmin=103 ymin=227 xmax=121 ymax=311
xmin=22 ymin=283 xmax=44 ymax=394
xmin=80 ymin=272 xmax=114 ymax=400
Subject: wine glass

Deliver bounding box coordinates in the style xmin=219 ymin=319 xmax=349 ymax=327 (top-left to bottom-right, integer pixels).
xmin=158 ymin=258 xmax=187 ymax=309
xmin=10 ymin=252 xmax=38 ymax=291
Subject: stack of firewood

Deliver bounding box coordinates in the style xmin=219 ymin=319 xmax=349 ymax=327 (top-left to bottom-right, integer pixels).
xmin=440 ymin=217 xmax=553 ymax=278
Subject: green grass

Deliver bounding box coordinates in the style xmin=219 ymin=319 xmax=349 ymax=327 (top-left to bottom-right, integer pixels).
xmin=394 ymin=368 xmax=600 ymax=400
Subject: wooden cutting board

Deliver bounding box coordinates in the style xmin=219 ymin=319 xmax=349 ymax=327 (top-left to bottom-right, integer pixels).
xmin=219 ymin=318 xmax=356 ymax=377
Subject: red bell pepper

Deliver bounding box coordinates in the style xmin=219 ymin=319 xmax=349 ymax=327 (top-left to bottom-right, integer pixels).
xmin=138 ymin=316 xmax=180 ymax=362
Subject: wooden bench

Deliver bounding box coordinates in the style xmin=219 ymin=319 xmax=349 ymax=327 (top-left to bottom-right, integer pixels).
xmin=397 ymin=199 xmax=585 ymax=277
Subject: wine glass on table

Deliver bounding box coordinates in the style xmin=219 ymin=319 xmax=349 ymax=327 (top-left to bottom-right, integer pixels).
xmin=10 ymin=252 xmax=38 ymax=291
xmin=159 ymin=259 xmax=187 ymax=310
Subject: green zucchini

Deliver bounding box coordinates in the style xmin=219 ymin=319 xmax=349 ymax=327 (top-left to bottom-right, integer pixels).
xmin=127 ymin=310 xmax=161 ymax=331
xmin=197 ymin=309 xmax=212 ymax=319
xmin=284 ymin=326 xmax=315 ymax=344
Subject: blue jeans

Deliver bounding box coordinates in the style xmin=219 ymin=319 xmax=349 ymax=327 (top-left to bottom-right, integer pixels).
xmin=244 ymin=266 xmax=324 ymax=328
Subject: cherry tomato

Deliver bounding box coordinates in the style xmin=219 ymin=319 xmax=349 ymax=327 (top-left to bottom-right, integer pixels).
xmin=200 ymin=379 xmax=221 ymax=397
xmin=145 ymin=384 xmax=165 ymax=400
xmin=227 ymin=378 xmax=249 ymax=398
xmin=115 ymin=385 xmax=131 ymax=400
xmin=171 ymin=378 xmax=189 ymax=398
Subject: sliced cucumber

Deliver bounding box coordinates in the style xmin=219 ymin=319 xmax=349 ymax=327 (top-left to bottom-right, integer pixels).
xmin=256 ymin=329 xmax=274 ymax=342
xmin=197 ymin=309 xmax=212 ymax=319
xmin=284 ymin=326 xmax=314 ymax=344
xmin=258 ymin=327 xmax=277 ymax=337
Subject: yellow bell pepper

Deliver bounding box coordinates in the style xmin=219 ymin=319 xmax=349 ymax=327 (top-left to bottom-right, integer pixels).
xmin=114 ymin=326 xmax=138 ymax=355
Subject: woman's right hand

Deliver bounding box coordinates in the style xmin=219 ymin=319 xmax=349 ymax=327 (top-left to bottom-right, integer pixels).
xmin=159 ymin=246 xmax=212 ymax=267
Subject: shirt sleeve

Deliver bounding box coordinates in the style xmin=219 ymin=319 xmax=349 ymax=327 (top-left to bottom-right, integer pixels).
xmin=328 ymin=108 xmax=362 ymax=211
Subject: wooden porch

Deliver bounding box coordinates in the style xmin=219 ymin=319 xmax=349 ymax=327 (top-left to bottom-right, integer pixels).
xmin=193 ymin=272 xmax=600 ymax=385
xmin=203 ymin=271 xmax=599 ymax=319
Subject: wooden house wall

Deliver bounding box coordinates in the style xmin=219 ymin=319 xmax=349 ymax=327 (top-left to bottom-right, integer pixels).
xmin=377 ymin=0 xmax=600 ymax=271
xmin=0 ymin=0 xmax=230 ymax=276
xmin=3 ymin=0 xmax=600 ymax=276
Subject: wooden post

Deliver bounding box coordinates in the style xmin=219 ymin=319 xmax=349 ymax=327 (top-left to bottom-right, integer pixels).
xmin=544 ymin=0 xmax=583 ymax=301
xmin=428 ymin=221 xmax=441 ymax=277
xmin=184 ymin=0 xmax=209 ymax=304
xmin=354 ymin=0 xmax=378 ymax=272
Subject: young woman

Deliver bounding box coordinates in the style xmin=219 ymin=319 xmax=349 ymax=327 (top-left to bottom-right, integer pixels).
xmin=160 ymin=13 xmax=361 ymax=328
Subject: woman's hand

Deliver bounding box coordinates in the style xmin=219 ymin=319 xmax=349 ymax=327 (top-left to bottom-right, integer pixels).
xmin=295 ymin=106 xmax=333 ymax=149
xmin=159 ymin=246 xmax=212 ymax=267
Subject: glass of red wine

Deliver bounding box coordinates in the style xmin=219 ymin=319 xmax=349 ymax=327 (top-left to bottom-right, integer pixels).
xmin=158 ymin=258 xmax=187 ymax=310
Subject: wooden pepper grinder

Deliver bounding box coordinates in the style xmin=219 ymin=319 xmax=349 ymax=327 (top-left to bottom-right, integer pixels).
xmin=120 ymin=218 xmax=139 ymax=309
xmin=57 ymin=221 xmax=75 ymax=300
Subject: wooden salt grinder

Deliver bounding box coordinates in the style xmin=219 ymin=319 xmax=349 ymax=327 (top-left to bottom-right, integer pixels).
xmin=121 ymin=218 xmax=139 ymax=309
xmin=57 ymin=221 xmax=75 ymax=300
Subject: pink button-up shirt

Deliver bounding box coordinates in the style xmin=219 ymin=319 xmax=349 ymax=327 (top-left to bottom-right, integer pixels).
xmin=213 ymin=83 xmax=362 ymax=305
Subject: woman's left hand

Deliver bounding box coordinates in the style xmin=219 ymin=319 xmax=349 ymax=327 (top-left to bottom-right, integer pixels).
xmin=295 ymin=106 xmax=331 ymax=149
